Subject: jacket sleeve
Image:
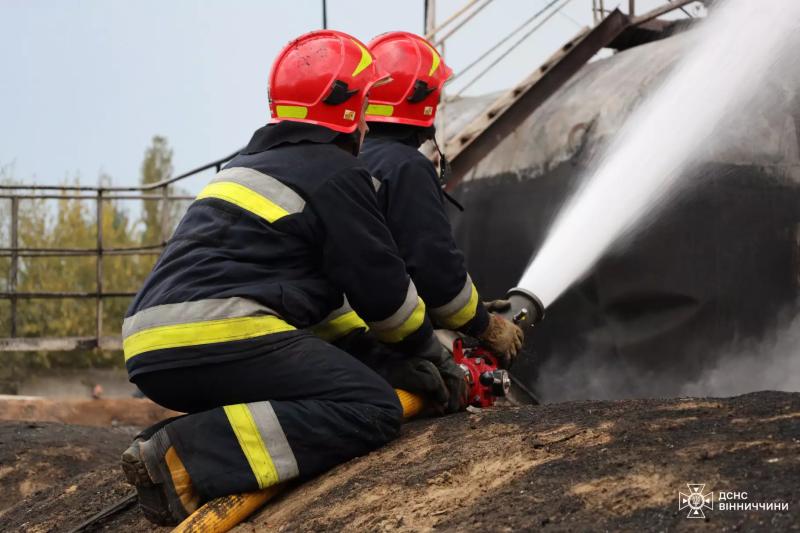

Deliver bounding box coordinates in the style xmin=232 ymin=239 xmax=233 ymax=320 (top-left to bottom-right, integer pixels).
xmin=309 ymin=166 xmax=435 ymax=354
xmin=379 ymin=157 xmax=489 ymax=337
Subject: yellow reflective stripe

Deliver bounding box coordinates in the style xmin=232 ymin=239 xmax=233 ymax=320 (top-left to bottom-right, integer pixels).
xmin=223 ymin=404 xmax=280 ymax=489
xmin=351 ymin=39 xmax=373 ymax=78
xmin=123 ymin=315 xmax=295 ymax=361
xmin=437 ymin=283 xmax=479 ymax=330
xmin=366 ymin=104 xmax=394 ymax=117
xmin=372 ymin=297 xmax=426 ymax=344
xmin=275 ymin=105 xmax=308 ymax=119
xmin=422 ymin=41 xmax=441 ymax=77
xmin=197 ymin=181 xmax=289 ymax=222
xmin=312 ymin=311 xmax=368 ymax=342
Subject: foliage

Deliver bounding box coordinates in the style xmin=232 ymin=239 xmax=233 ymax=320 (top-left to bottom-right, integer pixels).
xmin=0 ymin=136 xmax=178 ymax=390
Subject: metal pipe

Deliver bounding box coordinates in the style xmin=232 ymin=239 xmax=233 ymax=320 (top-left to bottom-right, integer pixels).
xmin=0 ymin=291 xmax=137 ymax=299
xmin=9 ymin=198 xmax=18 ymax=337
xmin=96 ymin=190 xmax=104 ymax=340
xmin=454 ymin=0 xmax=572 ymax=97
xmin=0 ymin=194 xmax=194 ymax=201
xmin=160 ymin=185 xmax=171 ymax=245
xmin=448 ymin=0 xmax=562 ymax=84
xmin=433 ymin=0 xmax=495 ymax=48
xmin=629 ymin=0 xmax=635 ymax=16
xmin=0 ymin=250 xmax=162 ymax=258
xmin=425 ymin=0 xmax=480 ymax=40
xmin=0 ymin=149 xmax=240 ymax=193
xmin=0 ymin=244 xmax=164 ymax=254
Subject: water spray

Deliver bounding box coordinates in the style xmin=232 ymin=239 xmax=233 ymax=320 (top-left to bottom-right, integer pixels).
xmin=514 ymin=0 xmax=800 ymax=309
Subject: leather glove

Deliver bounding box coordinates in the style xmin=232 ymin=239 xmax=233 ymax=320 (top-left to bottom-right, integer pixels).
xmin=478 ymin=313 xmax=524 ymax=368
xmin=417 ymin=337 xmax=468 ymax=414
xmin=483 ymin=299 xmax=511 ymax=313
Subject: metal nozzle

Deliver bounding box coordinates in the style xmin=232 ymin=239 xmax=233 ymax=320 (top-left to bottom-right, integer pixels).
xmin=503 ymin=288 xmax=545 ymax=329
xmin=479 ymin=369 xmax=511 ymax=397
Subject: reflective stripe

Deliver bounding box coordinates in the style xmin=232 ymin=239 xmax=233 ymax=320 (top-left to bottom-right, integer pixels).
xmin=369 ymin=282 xmax=427 ymax=344
xmin=422 ymin=40 xmax=442 ymax=77
xmin=312 ymin=297 xmax=368 ymax=341
xmin=122 ymin=297 xmax=276 ymax=338
xmin=429 ymin=275 xmax=479 ymax=330
xmin=196 ymin=167 xmax=305 ymax=223
xmin=123 ymin=314 xmax=295 ymax=361
xmin=351 ymin=39 xmax=373 ymax=78
xmin=370 ymin=176 xmax=382 ymax=192
xmin=224 ymin=402 xmax=298 ymax=489
xmin=366 ymin=104 xmax=394 ymax=117
xmin=275 ymin=105 xmax=308 ymax=119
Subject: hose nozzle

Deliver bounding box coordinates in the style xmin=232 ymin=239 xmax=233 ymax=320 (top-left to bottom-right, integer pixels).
xmin=503 ymin=288 xmax=545 ymax=329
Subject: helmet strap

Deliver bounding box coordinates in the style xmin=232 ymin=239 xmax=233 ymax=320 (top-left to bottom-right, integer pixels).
xmin=431 ymin=135 xmax=464 ymax=212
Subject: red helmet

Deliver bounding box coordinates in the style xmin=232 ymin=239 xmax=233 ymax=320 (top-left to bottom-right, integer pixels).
xmin=269 ymin=30 xmax=389 ymax=134
xmin=365 ymin=32 xmax=453 ymax=127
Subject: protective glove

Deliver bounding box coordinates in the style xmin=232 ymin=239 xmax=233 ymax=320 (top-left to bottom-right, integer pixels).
xmin=478 ymin=313 xmax=524 ymax=368
xmin=417 ymin=337 xmax=468 ymax=414
xmin=336 ymin=331 xmax=453 ymax=411
xmin=376 ymin=356 xmax=449 ymax=407
xmin=483 ymin=299 xmax=512 ymax=313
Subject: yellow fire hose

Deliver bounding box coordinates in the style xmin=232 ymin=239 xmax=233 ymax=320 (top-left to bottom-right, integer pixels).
xmin=171 ymin=389 xmax=424 ymax=533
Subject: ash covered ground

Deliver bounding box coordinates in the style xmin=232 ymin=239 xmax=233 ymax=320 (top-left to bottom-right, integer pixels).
xmin=0 ymin=392 xmax=798 ymax=532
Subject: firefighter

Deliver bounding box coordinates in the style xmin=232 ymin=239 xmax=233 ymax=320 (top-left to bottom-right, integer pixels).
xmin=359 ymin=31 xmax=524 ymax=364
xmin=121 ymin=30 xmax=465 ymax=526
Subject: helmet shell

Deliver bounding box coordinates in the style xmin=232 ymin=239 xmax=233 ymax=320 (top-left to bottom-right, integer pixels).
xmin=366 ymin=31 xmax=453 ymax=127
xmin=269 ymin=30 xmax=389 ymax=133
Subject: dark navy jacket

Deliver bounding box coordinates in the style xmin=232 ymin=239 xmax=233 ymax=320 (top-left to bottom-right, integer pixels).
xmin=123 ymin=122 xmax=435 ymax=377
xmin=359 ymin=127 xmax=489 ymax=337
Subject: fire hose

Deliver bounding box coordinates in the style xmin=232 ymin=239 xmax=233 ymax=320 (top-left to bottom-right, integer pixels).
xmin=172 ymin=290 xmax=545 ymax=533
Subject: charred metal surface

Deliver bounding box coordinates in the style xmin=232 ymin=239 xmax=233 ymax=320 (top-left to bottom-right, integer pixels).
xmin=444 ymin=26 xmax=800 ymax=398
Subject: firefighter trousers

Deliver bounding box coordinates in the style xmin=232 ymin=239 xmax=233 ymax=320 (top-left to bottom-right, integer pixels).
xmin=132 ymin=330 xmax=403 ymax=500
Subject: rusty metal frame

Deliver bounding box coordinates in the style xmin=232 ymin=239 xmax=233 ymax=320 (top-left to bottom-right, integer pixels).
xmin=444 ymin=0 xmax=701 ymax=190
xmin=445 ymin=9 xmax=629 ymax=190
xmin=0 ymin=150 xmax=240 ymax=351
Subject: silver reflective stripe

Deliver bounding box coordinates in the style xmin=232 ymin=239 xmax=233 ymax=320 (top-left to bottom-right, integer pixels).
xmin=122 ymin=297 xmax=279 ymax=339
xmin=212 ymin=167 xmax=306 ymax=214
xmin=430 ymin=274 xmax=474 ymax=321
xmin=312 ymin=296 xmax=354 ymax=328
xmin=371 ymin=176 xmax=382 ymax=192
xmin=248 ymin=401 xmax=299 ymax=481
xmin=368 ymin=282 xmax=419 ymax=332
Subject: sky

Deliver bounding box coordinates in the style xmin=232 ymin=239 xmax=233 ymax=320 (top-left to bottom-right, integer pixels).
xmin=0 ymin=0 xmax=692 ymax=192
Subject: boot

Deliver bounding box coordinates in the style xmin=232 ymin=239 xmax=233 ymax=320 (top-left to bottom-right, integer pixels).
xmin=121 ymin=428 xmax=200 ymax=526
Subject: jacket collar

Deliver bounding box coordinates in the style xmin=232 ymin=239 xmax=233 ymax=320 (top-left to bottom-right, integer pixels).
xmin=365 ymin=123 xmax=426 ymax=149
xmin=242 ymin=121 xmax=341 ymax=154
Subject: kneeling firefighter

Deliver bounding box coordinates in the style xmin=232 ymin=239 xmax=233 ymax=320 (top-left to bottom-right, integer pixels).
xmin=121 ymin=30 xmax=465 ymax=526
xmin=358 ymin=31 xmax=524 ymax=364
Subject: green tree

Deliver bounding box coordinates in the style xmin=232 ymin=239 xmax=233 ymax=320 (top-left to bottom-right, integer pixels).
xmin=140 ymin=136 xmax=174 ymax=246
xmin=0 ymin=136 xmax=181 ymax=391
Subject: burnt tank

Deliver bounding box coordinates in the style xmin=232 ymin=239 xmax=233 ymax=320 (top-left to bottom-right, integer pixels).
xmin=444 ymin=30 xmax=800 ymax=401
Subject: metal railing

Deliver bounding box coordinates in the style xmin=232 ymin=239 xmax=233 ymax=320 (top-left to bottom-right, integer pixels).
xmin=0 ymin=150 xmax=239 ymax=351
